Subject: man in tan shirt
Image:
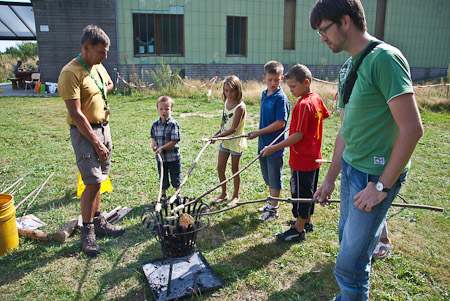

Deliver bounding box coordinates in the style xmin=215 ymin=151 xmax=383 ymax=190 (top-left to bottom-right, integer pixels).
xmin=58 ymin=25 xmax=124 ymax=257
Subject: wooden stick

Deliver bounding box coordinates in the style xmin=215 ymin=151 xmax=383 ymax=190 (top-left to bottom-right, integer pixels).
xmin=169 ymin=140 xmax=212 ymax=205
xmin=15 ymin=184 xmax=42 ymax=210
xmin=54 ymin=219 xmax=78 ymax=242
xmin=172 ymin=128 xmax=290 ymax=214
xmin=315 ymin=159 xmax=331 ymax=163
xmin=0 ymin=180 xmax=6 ymax=190
xmin=22 ymin=172 xmax=55 ymax=216
xmin=155 ymin=153 xmax=164 ymax=212
xmin=194 ymin=196 xmax=444 ymax=216
xmin=1 ymin=177 xmax=23 ymax=194
xmin=200 ymin=134 xmax=248 ymax=142
xmin=18 ymin=228 xmax=52 ymax=241
xmin=11 ymin=183 xmax=26 ymax=196
xmin=105 ymin=206 xmax=122 ymax=220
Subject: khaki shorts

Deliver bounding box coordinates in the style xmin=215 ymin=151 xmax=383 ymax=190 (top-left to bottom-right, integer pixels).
xmin=70 ymin=124 xmax=112 ymax=185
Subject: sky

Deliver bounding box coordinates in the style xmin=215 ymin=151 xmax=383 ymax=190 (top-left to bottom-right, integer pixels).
xmin=0 ymin=0 xmax=33 ymax=52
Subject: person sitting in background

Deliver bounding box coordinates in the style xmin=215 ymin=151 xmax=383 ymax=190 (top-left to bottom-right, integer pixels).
xmin=35 ymin=60 xmax=40 ymax=73
xmin=13 ymin=60 xmax=23 ymax=77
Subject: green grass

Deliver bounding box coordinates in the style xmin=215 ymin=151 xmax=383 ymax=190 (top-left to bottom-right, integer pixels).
xmin=0 ymin=93 xmax=449 ymax=300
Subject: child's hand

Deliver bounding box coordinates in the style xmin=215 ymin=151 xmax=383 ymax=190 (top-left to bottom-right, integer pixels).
xmin=260 ymin=146 xmax=274 ymax=157
xmin=155 ymin=147 xmax=163 ymax=154
xmin=152 ymin=145 xmax=158 ymax=152
xmin=247 ymin=131 xmax=259 ymax=140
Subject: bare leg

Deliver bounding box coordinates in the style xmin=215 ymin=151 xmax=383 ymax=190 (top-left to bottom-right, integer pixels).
xmin=269 ymin=187 xmax=280 ymax=207
xmin=216 ymin=151 xmax=230 ymax=199
xmin=230 ymin=154 xmax=242 ymax=199
xmin=81 ymin=183 xmax=101 ymax=223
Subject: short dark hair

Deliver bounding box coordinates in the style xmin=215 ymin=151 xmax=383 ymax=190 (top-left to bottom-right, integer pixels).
xmin=264 ymin=61 xmax=284 ymax=76
xmin=310 ymin=0 xmax=366 ymax=32
xmin=285 ymin=64 xmax=312 ymax=83
xmin=80 ymin=25 xmax=110 ymax=46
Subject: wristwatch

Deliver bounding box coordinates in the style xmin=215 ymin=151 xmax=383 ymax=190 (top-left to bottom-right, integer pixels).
xmin=375 ymin=181 xmax=390 ymax=193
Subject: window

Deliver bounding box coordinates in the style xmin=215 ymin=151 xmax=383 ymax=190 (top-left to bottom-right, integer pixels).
xmin=133 ymin=13 xmax=184 ymax=56
xmin=227 ymin=16 xmax=247 ymax=56
xmin=283 ymin=0 xmax=296 ymax=50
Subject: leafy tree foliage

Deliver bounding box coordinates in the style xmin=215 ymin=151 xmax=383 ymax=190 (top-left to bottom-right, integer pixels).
xmin=5 ymin=42 xmax=38 ymax=60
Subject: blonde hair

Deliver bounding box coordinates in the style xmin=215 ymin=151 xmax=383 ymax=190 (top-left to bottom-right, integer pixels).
xmin=157 ymin=95 xmax=174 ymax=108
xmin=222 ymin=75 xmax=243 ymax=103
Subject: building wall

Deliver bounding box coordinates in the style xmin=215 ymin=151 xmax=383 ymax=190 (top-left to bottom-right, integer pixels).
xmin=32 ymin=0 xmax=118 ymax=83
xmin=116 ymin=0 xmax=449 ymax=84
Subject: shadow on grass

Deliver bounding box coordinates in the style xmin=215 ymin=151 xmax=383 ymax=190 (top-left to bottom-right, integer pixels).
xmin=269 ymin=259 xmax=339 ymax=300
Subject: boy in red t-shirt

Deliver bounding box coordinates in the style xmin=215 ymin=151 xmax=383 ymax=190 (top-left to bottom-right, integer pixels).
xmin=261 ymin=64 xmax=330 ymax=241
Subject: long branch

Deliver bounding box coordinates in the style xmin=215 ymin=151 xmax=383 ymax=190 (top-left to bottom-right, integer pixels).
xmin=171 ymin=128 xmax=289 ymax=214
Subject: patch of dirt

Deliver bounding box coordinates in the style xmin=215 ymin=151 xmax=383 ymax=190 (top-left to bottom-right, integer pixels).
xmin=178 ymin=112 xmax=219 ymax=118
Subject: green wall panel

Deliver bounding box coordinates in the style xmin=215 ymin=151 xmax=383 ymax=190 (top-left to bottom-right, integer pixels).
xmin=117 ymin=0 xmax=450 ymax=71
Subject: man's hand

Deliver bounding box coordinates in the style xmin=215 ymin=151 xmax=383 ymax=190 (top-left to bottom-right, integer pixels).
xmin=95 ymin=142 xmax=109 ymax=162
xmin=155 ymin=147 xmax=163 ymax=154
xmin=313 ymin=178 xmax=335 ymax=206
xmin=151 ymin=142 xmax=158 ymax=152
xmin=247 ymin=130 xmax=259 ymax=140
xmin=353 ymin=182 xmax=386 ymax=212
xmin=260 ymin=145 xmax=275 ymax=157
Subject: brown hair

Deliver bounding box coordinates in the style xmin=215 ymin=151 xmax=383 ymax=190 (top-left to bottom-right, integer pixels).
xmin=285 ymin=64 xmax=312 ymax=84
xmin=264 ymin=61 xmax=284 ymax=76
xmin=157 ymin=95 xmax=174 ymax=108
xmin=80 ymin=25 xmax=110 ymax=46
xmin=222 ymin=75 xmax=243 ymax=103
xmin=310 ymin=0 xmax=367 ymax=32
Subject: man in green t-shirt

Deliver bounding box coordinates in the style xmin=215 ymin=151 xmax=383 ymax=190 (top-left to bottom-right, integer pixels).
xmin=310 ymin=0 xmax=423 ymax=300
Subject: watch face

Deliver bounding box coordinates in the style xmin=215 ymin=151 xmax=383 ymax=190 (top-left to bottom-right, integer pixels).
xmin=376 ymin=182 xmax=383 ymax=191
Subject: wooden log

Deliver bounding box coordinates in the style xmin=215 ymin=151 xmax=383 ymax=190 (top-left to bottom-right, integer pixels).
xmin=18 ymin=228 xmax=52 ymax=241
xmin=54 ymin=219 xmax=78 ymax=242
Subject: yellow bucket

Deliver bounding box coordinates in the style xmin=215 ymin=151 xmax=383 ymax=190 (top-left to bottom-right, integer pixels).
xmin=0 ymin=194 xmax=19 ymax=256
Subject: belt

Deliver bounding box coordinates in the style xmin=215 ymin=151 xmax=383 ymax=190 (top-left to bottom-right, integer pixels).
xmin=70 ymin=121 xmax=108 ymax=129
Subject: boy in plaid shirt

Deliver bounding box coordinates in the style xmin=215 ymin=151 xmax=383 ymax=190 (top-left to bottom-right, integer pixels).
xmin=151 ymin=96 xmax=181 ymax=198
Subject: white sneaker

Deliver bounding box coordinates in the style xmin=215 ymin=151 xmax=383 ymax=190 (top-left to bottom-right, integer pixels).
xmin=258 ymin=209 xmax=279 ymax=221
xmin=258 ymin=201 xmax=272 ymax=212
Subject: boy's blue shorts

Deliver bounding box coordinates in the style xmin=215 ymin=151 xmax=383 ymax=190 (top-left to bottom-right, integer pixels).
xmin=259 ymin=155 xmax=284 ymax=190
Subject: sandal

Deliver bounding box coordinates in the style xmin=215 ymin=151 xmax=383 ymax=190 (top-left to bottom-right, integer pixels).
xmin=373 ymin=242 xmax=393 ymax=259
xmin=211 ymin=196 xmax=227 ymax=204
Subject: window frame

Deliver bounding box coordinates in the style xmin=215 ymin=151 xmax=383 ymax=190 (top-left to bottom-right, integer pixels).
xmin=133 ymin=13 xmax=184 ymax=57
xmin=226 ymin=16 xmax=248 ymax=57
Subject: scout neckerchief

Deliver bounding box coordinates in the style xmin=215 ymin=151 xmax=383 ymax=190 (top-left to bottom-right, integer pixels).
xmin=78 ymin=54 xmax=109 ymax=112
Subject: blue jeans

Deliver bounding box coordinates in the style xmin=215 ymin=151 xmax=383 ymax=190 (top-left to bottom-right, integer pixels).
xmin=335 ymin=159 xmax=407 ymax=301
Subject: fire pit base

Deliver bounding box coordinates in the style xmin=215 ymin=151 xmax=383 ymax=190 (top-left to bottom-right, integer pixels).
xmin=142 ymin=252 xmax=223 ymax=301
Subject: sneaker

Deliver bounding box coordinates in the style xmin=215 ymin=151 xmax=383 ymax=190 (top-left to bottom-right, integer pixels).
xmin=81 ymin=224 xmax=101 ymax=257
xmin=290 ymin=219 xmax=315 ymax=233
xmin=276 ymin=227 xmax=306 ymax=242
xmin=258 ymin=201 xmax=272 ymax=212
xmin=258 ymin=208 xmax=279 ymax=221
xmin=93 ymin=215 xmax=125 ymax=237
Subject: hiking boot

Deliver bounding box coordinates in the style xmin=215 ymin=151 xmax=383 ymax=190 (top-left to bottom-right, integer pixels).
xmin=258 ymin=201 xmax=272 ymax=212
xmin=81 ymin=224 xmax=101 ymax=257
xmin=258 ymin=208 xmax=279 ymax=221
xmin=276 ymin=227 xmax=306 ymax=242
xmin=93 ymin=215 xmax=125 ymax=237
xmin=290 ymin=219 xmax=315 ymax=233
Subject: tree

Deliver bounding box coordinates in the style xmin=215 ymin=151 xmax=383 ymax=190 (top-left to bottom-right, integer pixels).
xmin=5 ymin=42 xmax=38 ymax=60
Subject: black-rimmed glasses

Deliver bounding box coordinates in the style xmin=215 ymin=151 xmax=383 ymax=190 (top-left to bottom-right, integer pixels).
xmin=317 ymin=22 xmax=335 ymax=37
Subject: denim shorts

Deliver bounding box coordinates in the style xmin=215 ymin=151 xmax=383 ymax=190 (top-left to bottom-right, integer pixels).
xmin=259 ymin=154 xmax=284 ymax=190
xmin=219 ymin=143 xmax=242 ymax=156
xmin=70 ymin=124 xmax=112 ymax=185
